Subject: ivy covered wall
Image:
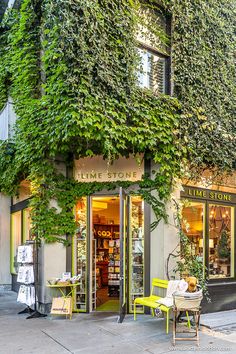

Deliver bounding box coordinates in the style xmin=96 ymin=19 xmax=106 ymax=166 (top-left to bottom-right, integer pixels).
xmin=170 ymin=0 xmax=236 ymax=175
xmin=0 ymin=0 xmax=235 ymax=242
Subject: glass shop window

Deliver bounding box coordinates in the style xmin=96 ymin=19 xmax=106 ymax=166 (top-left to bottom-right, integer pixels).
xmin=11 ymin=211 xmax=22 ymax=273
xmin=209 ymin=204 xmax=234 ymax=279
xmin=11 ymin=208 xmax=32 ymax=273
xmin=22 ymin=208 xmax=32 ymax=242
xmin=137 ymin=48 xmax=166 ymax=94
xmin=182 ymin=202 xmax=205 ymax=264
xmin=75 ymin=198 xmax=88 ymax=312
xmin=129 ymin=196 xmax=144 ymax=313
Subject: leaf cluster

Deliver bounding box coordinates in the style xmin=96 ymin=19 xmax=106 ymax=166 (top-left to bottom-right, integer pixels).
xmin=168 ymin=0 xmax=236 ymax=175
xmin=0 ymin=0 xmax=183 ymax=242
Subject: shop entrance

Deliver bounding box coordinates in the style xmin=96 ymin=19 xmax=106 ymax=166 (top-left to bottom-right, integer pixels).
xmin=92 ymin=188 xmax=128 ymax=322
xmin=74 ymin=191 xmax=145 ymax=322
xmin=92 ymin=196 xmax=121 ymax=313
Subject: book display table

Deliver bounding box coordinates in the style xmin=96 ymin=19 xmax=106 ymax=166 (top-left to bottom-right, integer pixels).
xmin=47 ymin=283 xmax=80 ymax=319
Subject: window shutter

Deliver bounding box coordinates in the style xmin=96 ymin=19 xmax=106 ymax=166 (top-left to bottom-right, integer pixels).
xmin=150 ymin=56 xmax=165 ymax=94
xmin=137 ymin=48 xmax=166 ymax=93
xmin=137 ymin=49 xmax=151 ymax=89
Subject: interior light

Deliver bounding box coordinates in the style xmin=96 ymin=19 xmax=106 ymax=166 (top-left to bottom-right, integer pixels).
xmin=141 ymin=201 xmax=144 ymax=211
xmin=209 ymin=239 xmax=214 ymax=248
xmin=92 ymin=201 xmax=108 ymax=211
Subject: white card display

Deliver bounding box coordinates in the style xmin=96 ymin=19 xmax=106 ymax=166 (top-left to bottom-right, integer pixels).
xmin=17 ymin=265 xmax=34 ymax=284
xmin=17 ymin=245 xmax=33 ymax=263
xmin=17 ymin=285 xmax=35 ymax=306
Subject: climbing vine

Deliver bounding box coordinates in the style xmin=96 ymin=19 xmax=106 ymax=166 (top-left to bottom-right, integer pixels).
xmin=0 ymin=0 xmax=235 ymax=244
xmin=169 ymin=0 xmax=236 ymax=176
xmin=0 ymin=0 xmax=182 ymax=243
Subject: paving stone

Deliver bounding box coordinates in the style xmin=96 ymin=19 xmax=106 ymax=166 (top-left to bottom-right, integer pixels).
xmin=2 ymin=291 xmax=236 ymax=354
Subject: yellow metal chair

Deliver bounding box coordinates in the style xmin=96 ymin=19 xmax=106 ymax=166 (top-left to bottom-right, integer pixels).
xmin=134 ymin=278 xmax=190 ymax=334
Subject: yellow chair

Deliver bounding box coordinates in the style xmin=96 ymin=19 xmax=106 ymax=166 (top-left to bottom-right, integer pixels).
xmin=134 ymin=278 xmax=190 ymax=334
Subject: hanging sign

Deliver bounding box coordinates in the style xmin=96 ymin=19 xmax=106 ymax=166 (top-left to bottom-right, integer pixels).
xmin=74 ymin=155 xmax=144 ymax=182
xmin=181 ymin=186 xmax=236 ymax=203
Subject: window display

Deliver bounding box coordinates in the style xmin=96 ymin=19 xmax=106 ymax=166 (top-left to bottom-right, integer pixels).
xmin=182 ymin=197 xmax=235 ymax=280
xmin=11 ymin=207 xmax=32 ymax=274
xmin=11 ymin=211 xmax=22 ymax=273
xmin=22 ymin=208 xmax=32 ymax=242
xmin=182 ymin=202 xmax=205 ymax=263
xmin=75 ymin=198 xmax=87 ymax=311
xmin=208 ymin=204 xmax=234 ymax=279
xmin=129 ymin=196 xmax=144 ymax=313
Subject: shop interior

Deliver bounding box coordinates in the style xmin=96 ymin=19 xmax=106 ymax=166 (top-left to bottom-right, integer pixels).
xmin=92 ymin=196 xmax=120 ymax=312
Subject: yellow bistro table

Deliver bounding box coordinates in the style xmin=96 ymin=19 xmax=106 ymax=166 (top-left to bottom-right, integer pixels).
xmin=47 ymin=283 xmax=80 ymax=317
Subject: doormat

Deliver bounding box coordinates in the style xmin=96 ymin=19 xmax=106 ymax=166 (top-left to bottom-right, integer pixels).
xmin=96 ymin=300 xmax=119 ymax=312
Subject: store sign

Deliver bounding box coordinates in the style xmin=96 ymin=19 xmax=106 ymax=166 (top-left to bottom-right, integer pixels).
xmin=74 ymin=155 xmax=144 ymax=182
xmin=181 ymin=186 xmax=236 ymax=203
xmin=51 ymin=297 xmax=72 ymax=317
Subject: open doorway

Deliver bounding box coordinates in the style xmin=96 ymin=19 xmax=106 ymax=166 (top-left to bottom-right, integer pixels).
xmin=92 ymin=196 xmax=120 ymax=312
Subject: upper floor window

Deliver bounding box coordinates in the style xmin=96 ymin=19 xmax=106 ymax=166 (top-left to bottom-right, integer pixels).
xmin=137 ymin=48 xmax=166 ymax=94
xmin=8 ymin=0 xmax=16 ymax=8
xmin=136 ymin=8 xmax=170 ymax=94
xmin=0 ymin=98 xmax=17 ymax=141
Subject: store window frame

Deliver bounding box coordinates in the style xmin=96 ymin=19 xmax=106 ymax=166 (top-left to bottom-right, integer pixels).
xmin=10 ymin=199 xmax=30 ymax=274
xmin=182 ymin=196 xmax=236 ymax=284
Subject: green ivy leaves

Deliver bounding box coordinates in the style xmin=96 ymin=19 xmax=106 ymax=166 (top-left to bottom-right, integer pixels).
xmin=169 ymin=0 xmax=236 ymax=175
xmin=0 ymin=0 xmax=235 ymax=243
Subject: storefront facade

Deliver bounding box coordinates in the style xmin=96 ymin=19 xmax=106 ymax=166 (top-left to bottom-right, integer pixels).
xmin=181 ymin=180 xmax=236 ymax=312
xmin=8 ymin=157 xmax=154 ymax=319
xmin=7 ymin=159 xmax=236 ymax=315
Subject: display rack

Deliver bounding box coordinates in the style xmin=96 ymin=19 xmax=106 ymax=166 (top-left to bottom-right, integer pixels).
xmin=108 ymin=239 xmax=120 ymax=297
xmin=17 ymin=240 xmax=46 ymax=319
xmin=93 ymin=223 xmax=119 ymax=239
xmin=94 ymin=223 xmax=120 ymax=295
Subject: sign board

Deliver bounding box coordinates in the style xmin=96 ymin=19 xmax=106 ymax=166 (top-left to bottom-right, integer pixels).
xmin=51 ymin=297 xmax=72 ymax=318
xmin=74 ymin=155 xmax=144 ymax=182
xmin=181 ymin=186 xmax=236 ymax=204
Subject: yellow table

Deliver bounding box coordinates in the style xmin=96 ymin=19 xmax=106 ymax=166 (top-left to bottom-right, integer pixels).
xmin=47 ymin=283 xmax=80 ymax=313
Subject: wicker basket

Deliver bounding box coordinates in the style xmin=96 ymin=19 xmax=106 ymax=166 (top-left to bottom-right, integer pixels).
xmin=56 ymin=281 xmax=70 ymax=286
xmin=173 ymin=289 xmax=203 ymax=310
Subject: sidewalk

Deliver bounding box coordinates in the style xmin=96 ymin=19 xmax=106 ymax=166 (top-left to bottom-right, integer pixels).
xmin=0 ymin=291 xmax=236 ymax=354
